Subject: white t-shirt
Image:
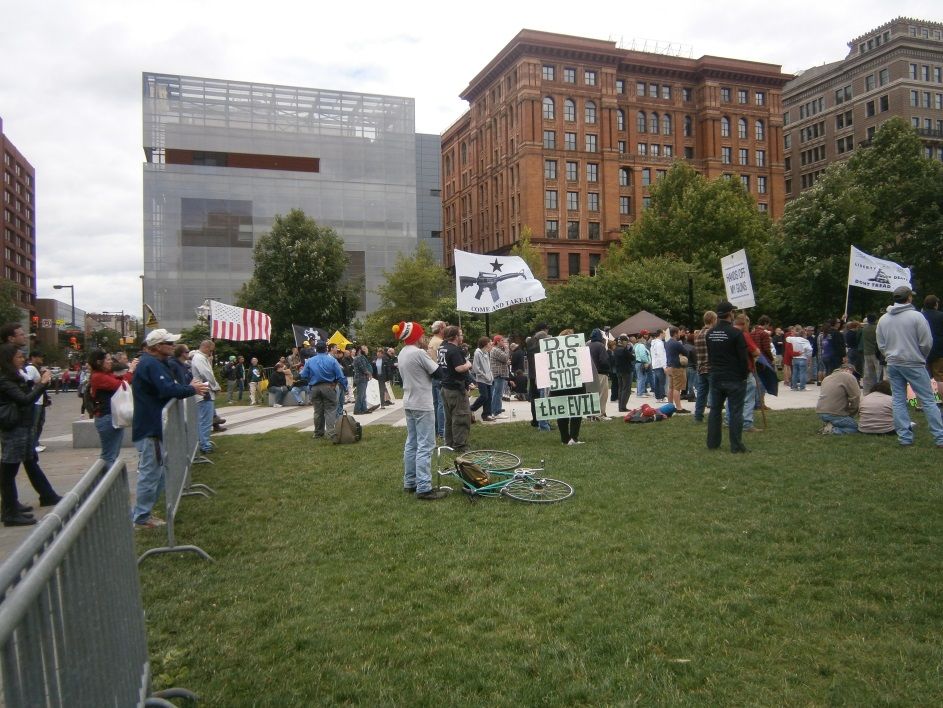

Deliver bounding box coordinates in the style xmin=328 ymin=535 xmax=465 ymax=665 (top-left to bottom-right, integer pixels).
xmin=25 ymin=364 xmax=43 ymax=406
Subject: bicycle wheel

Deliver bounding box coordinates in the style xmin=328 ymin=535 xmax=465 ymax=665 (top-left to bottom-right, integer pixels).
xmin=456 ymin=449 xmax=521 ymax=471
xmin=501 ymin=476 xmax=573 ymax=503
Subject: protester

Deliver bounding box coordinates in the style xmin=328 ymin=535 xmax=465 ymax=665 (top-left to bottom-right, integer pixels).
xmin=352 ymin=344 xmax=373 ymax=415
xmin=815 ymin=363 xmax=860 ymax=435
xmin=876 ymin=286 xmax=943 ymax=447
xmin=247 ymin=357 xmax=263 ymax=405
xmin=858 ymin=380 xmax=895 ymax=435
xmin=375 ymin=347 xmax=393 ymax=407
xmin=752 ymin=316 xmax=775 ymax=410
xmin=612 ymin=334 xmax=635 ymax=412
xmin=526 ymin=323 xmax=552 ymax=431
xmin=438 ymin=325 xmax=472 ymax=452
xmin=167 ymin=343 xmax=191 ymax=384
xmin=268 ymin=361 xmax=289 ymax=407
xmin=787 ymin=327 xmax=813 ymax=391
xmin=25 ymin=351 xmax=50 ymax=452
xmin=300 ymin=341 xmax=348 ymax=441
xmin=88 ymin=349 xmax=136 ymax=467
xmin=556 ymin=329 xmax=586 ymax=445
xmin=587 ymin=328 xmax=611 ymax=421
xmin=131 ymin=329 xmax=209 ymax=529
xmin=682 ymin=332 xmax=698 ymax=403
xmin=426 ymin=320 xmax=447 ymax=438
xmin=693 ymin=311 xmax=716 ymax=423
xmin=731 ymin=313 xmax=761 ymax=433
xmin=0 ymin=343 xmax=61 ymax=526
xmin=633 ymin=331 xmax=652 ymax=397
xmin=858 ymin=314 xmax=883 ymax=393
xmin=190 ymin=340 xmax=221 ymax=453
xmin=821 ymin=318 xmax=846 ymax=377
xmin=664 ymin=326 xmax=689 ymax=413
xmin=922 ymin=295 xmax=943 ymax=385
xmin=469 ymin=336 xmax=494 ymax=422
xmin=650 ymin=330 xmax=667 ymax=403
xmin=489 ymin=335 xmax=511 ymax=418
xmin=510 ymin=341 xmax=526 ymax=380
xmin=706 ymin=302 xmax=749 ymax=453
xmin=223 ymin=355 xmax=240 ymax=402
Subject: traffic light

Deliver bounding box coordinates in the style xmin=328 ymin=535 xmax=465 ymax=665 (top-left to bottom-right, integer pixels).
xmin=30 ymin=316 xmax=38 ymax=335
xmin=69 ymin=336 xmax=80 ymax=350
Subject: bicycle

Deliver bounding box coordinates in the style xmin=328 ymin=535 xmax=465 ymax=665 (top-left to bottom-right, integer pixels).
xmin=435 ymin=447 xmax=574 ymax=503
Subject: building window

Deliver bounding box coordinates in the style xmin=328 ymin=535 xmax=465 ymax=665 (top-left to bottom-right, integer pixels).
xmin=867 ymin=100 xmax=877 ymax=117
xmin=643 ymin=196 xmax=651 ymax=209
xmin=662 ymin=114 xmax=672 ymax=135
xmin=543 ymin=130 xmax=556 ymax=149
xmin=569 ymin=253 xmax=581 ymax=277
xmin=756 ymin=149 xmax=766 ymax=167
xmin=636 ymin=81 xmax=646 ymax=97
xmin=720 ymin=87 xmax=731 ymax=102
xmin=662 ymin=85 xmax=671 ymax=100
xmin=757 ymin=176 xmax=767 ymax=194
xmin=649 ymin=83 xmax=658 ymax=98
xmin=651 ymin=144 xmax=660 ymax=157
xmin=543 ymin=65 xmax=555 ymax=81
xmin=664 ymin=145 xmax=673 ymax=158
xmin=784 ymin=133 xmax=792 ymax=149
xmin=740 ymin=175 xmax=750 ymax=190
xmin=616 ymin=109 xmax=625 ymax=131
xmin=181 ymin=198 xmax=253 ymax=248
xmin=566 ymin=191 xmax=579 ymax=211
xmin=619 ymin=167 xmax=631 ymax=186
xmin=835 ymin=85 xmax=852 ymax=104
xmin=738 ymin=89 xmax=748 ymax=104
xmin=566 ymin=161 xmax=578 ymax=181
xmin=758 ymin=203 xmax=768 ymax=213
xmin=880 ymin=95 xmax=889 ymax=112
xmin=616 ymin=79 xmax=624 ymax=93
xmin=586 ymin=163 xmax=598 ymax=182
xmin=587 ymin=193 xmax=599 ymax=211
xmin=721 ymin=116 xmax=730 ymax=137
xmin=879 ymin=68 xmax=889 ymax=85
xmin=909 ymin=63 xmax=918 ymax=80
xmin=738 ymin=118 xmax=747 ymax=139
xmin=722 ymin=146 xmax=732 ymax=164
xmin=637 ymin=143 xmax=648 ymax=156
xmin=618 ymin=140 xmax=626 ymax=154
xmin=684 ymin=115 xmax=693 ymax=137
xmin=588 ymin=222 xmax=601 ymax=241
xmin=545 ymin=220 xmax=559 ymax=239
xmin=589 ymin=253 xmax=601 ymax=274
xmin=542 ymin=97 xmax=555 ymax=120
xmin=642 ymin=168 xmax=651 ymax=186
xmin=564 ymin=132 xmax=577 ymax=150
xmin=564 ymin=99 xmax=576 ymax=122
xmin=738 ymin=148 xmax=749 ymax=165
xmin=755 ymin=120 xmax=765 ymax=140
xmin=547 ymin=253 xmax=560 ymax=279
xmin=755 ymin=91 xmax=765 ymax=106
xmin=619 ymin=196 xmax=631 ymax=214
xmin=865 ymin=74 xmax=876 ymax=91
xmin=637 ymin=111 xmax=647 ymax=133
xmin=584 ymin=70 xmax=596 ymax=86
xmin=544 ymin=159 xmax=557 ymax=179
xmin=585 ymin=101 xmax=597 ymax=124
xmin=564 ymin=67 xmax=576 ymax=83
xmin=683 ymin=87 xmax=693 ymax=102
xmin=585 ymin=134 xmax=597 ymax=152
xmin=567 ymin=221 xmax=579 ymax=239
xmin=545 ymin=190 xmax=558 ymax=209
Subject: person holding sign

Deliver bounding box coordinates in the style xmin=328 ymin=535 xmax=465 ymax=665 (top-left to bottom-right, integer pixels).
xmin=555 ymin=329 xmax=587 ymax=445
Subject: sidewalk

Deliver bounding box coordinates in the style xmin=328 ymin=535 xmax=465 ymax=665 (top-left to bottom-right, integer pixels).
xmin=0 ymin=386 xmax=821 ymax=560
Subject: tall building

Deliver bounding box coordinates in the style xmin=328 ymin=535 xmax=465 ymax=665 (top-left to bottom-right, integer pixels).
xmin=1 ymin=116 xmax=36 ymax=316
xmin=142 ymin=73 xmax=440 ymax=332
xmin=783 ymin=17 xmax=943 ymax=197
xmin=441 ymin=30 xmax=790 ymax=279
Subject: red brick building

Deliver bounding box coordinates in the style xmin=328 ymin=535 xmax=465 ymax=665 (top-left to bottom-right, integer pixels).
xmin=1 ymin=116 xmax=36 ymax=314
xmin=442 ymin=30 xmax=791 ymax=280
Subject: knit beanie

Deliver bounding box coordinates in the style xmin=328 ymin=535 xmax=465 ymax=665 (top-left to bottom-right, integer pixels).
xmin=392 ymin=321 xmax=424 ymax=346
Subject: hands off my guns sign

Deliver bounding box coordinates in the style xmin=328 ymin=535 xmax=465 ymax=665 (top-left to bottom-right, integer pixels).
xmin=533 ymin=333 xmax=600 ymax=420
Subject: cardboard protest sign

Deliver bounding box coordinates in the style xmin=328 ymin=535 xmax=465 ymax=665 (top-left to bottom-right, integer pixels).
xmin=533 ymin=333 xmax=599 ymax=420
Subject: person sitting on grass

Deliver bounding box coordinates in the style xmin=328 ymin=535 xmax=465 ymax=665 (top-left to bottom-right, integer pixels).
xmin=858 ymin=380 xmax=895 ymax=435
xmin=815 ymin=363 xmax=860 ymax=435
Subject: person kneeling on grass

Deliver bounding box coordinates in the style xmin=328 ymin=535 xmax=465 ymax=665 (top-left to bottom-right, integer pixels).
xmin=815 ymin=363 xmax=860 ymax=435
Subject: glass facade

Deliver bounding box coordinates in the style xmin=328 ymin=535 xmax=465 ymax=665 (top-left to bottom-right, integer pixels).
xmin=142 ymin=73 xmax=438 ymax=331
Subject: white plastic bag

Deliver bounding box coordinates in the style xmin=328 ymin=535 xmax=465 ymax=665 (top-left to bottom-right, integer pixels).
xmin=111 ymin=381 xmax=134 ymax=429
xmin=365 ymin=379 xmax=381 ymax=408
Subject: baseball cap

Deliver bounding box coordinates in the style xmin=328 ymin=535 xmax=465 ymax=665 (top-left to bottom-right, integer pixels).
xmin=716 ymin=301 xmax=736 ymax=316
xmin=144 ymin=328 xmax=182 ymax=347
xmin=892 ymin=286 xmax=913 ymax=303
xmin=639 ymin=329 xmax=650 ymax=337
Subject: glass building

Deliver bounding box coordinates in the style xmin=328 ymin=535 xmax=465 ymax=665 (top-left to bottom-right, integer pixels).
xmin=143 ymin=73 xmax=440 ymax=332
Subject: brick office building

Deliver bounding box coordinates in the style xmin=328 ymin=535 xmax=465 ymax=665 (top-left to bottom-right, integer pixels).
xmin=783 ymin=17 xmax=943 ymax=197
xmin=1 ymin=116 xmax=36 ymax=316
xmin=441 ymin=30 xmax=791 ymax=280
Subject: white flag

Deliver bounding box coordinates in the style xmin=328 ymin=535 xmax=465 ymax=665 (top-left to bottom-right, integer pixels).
xmin=721 ymin=249 xmax=756 ymax=309
xmin=847 ymin=246 xmax=911 ymax=293
xmin=454 ymin=249 xmax=546 ymax=314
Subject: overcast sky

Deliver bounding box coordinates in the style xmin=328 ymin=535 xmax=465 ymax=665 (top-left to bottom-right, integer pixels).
xmin=0 ymin=0 xmax=936 ymax=322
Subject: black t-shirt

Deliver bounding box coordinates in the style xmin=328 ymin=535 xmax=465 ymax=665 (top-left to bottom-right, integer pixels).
xmin=438 ymin=342 xmax=467 ymax=389
xmin=705 ymin=320 xmax=749 ymax=382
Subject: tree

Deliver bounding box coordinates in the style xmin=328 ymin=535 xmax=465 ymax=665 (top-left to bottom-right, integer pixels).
xmin=0 ymin=281 xmax=26 ymax=327
xmin=89 ymin=328 xmax=122 ymax=352
xmin=509 ymin=226 xmax=546 ymax=282
xmin=237 ymin=209 xmax=361 ymax=351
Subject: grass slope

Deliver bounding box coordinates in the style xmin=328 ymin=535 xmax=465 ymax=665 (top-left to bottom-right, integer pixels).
xmin=138 ymin=411 xmax=943 ymax=706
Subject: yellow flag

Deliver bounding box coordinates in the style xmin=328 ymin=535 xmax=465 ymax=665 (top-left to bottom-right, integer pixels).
xmin=144 ymin=304 xmax=159 ymax=328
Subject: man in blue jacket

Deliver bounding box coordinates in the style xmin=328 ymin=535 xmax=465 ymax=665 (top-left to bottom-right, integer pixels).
xmin=131 ymin=329 xmax=208 ymax=529
xmin=300 ymin=341 xmax=348 ymax=441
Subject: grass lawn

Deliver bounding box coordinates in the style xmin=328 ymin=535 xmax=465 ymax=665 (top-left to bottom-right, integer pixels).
xmin=138 ymin=411 xmax=943 ymax=706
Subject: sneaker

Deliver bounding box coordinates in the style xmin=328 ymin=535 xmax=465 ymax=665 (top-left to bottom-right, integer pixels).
xmin=272 ymin=404 xmax=283 ymax=408
xmin=34 ymin=445 xmax=46 ymax=453
xmin=492 ymin=413 xmax=508 ymax=420
xmin=134 ymin=516 xmax=166 ymax=529
xmin=818 ymin=423 xmax=834 ymax=435
xmin=416 ymin=489 xmax=449 ymax=500
xmin=2 ymin=514 xmax=37 ymax=527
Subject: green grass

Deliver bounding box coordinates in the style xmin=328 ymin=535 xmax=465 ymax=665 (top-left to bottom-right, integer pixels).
xmin=137 ymin=412 xmax=943 ymax=706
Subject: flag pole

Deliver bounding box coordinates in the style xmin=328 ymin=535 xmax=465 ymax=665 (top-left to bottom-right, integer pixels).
xmin=844 ymin=245 xmax=855 ymax=320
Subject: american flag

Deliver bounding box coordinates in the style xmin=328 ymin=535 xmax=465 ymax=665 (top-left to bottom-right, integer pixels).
xmin=210 ymin=301 xmax=272 ymax=342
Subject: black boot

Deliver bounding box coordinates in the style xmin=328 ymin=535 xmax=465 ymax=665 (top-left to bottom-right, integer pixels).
xmin=2 ymin=513 xmax=37 ymax=527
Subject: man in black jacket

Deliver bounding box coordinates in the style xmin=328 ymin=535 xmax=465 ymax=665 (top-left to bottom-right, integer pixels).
xmin=706 ymin=302 xmax=749 ymax=453
xmin=922 ymin=295 xmax=943 ymax=385
xmin=612 ymin=335 xmax=635 ymax=412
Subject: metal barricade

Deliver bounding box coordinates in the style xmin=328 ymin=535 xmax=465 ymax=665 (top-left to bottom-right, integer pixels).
xmin=185 ymin=394 xmax=213 ymax=468
xmin=138 ymin=399 xmax=213 ymax=564
xmin=0 ymin=460 xmax=197 ymax=707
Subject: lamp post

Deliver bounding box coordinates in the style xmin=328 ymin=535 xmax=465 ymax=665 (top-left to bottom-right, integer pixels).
xmin=52 ymin=284 xmax=75 ymax=328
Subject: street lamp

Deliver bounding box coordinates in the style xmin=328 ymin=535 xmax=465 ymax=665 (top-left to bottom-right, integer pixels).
xmin=53 ymin=284 xmax=75 ymax=328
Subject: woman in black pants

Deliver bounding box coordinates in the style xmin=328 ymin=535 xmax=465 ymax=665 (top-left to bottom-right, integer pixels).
xmin=556 ymin=329 xmax=586 ymax=446
xmin=0 ymin=343 xmax=61 ymax=526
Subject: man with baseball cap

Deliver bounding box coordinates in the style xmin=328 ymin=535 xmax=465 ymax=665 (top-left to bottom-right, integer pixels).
xmin=706 ymin=302 xmax=749 ymax=453
xmin=876 ymin=286 xmax=943 ymax=447
xmin=131 ymin=329 xmax=209 ymax=528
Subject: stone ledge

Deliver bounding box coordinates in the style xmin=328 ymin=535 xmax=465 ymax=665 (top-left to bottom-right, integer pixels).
xmin=72 ymin=419 xmax=134 ymax=449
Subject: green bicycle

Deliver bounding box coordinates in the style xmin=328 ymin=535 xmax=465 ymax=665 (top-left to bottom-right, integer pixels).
xmin=435 ymin=447 xmax=574 ymax=503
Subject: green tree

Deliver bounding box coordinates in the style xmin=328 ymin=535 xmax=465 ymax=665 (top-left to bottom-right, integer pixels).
xmin=509 ymin=226 xmax=546 ymax=282
xmin=89 ymin=328 xmax=122 ymax=352
xmin=237 ymin=209 xmax=361 ymax=351
xmin=0 ymin=281 xmax=26 ymax=327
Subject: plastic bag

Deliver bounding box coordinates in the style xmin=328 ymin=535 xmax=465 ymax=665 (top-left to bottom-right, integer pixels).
xmin=365 ymin=379 xmax=381 ymax=408
xmin=111 ymin=381 xmax=134 ymax=429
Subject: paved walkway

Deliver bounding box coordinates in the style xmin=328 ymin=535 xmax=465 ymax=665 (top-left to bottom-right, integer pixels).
xmin=0 ymin=386 xmax=822 ymax=560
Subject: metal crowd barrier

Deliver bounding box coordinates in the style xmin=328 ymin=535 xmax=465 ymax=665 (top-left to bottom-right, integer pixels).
xmin=138 ymin=397 xmax=215 ymax=564
xmin=185 ymin=395 xmax=213 ymax=468
xmin=0 ymin=460 xmax=197 ymax=707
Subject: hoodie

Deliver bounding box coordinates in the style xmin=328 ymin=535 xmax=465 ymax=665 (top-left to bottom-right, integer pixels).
xmin=588 ymin=329 xmax=610 ymax=375
xmin=876 ymin=303 xmax=933 ymax=366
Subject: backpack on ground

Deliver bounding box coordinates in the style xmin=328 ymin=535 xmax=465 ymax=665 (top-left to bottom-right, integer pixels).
xmin=335 ymin=413 xmax=362 ymax=444
xmin=455 ymin=459 xmax=490 ymax=488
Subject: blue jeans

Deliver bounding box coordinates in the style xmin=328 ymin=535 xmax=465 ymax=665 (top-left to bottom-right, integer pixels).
xmin=470 ymin=381 xmax=492 ymax=418
xmin=887 ymin=364 xmax=943 ymax=446
xmin=94 ymin=414 xmax=124 ymax=467
xmin=635 ymin=363 xmax=649 ymax=396
xmin=707 ymin=376 xmax=747 ymax=452
xmin=792 ymin=358 xmax=808 ymax=390
xmin=693 ymin=371 xmax=711 ymax=421
xmin=132 ymin=437 xmax=165 ymax=524
xmin=403 ymin=409 xmax=436 ymax=493
xmin=653 ymin=368 xmax=666 ymax=400
xmin=432 ymin=379 xmax=445 ymax=437
xmin=354 ymin=377 xmax=368 ymax=414
xmin=726 ymin=374 xmax=756 ymax=429
xmin=536 ymin=387 xmax=551 ymax=431
xmin=335 ymin=387 xmax=346 ymax=418
xmin=198 ymin=399 xmax=214 ymax=451
xmin=290 ymin=385 xmax=305 ymax=405
xmin=491 ymin=376 xmax=507 ymax=415
xmin=818 ymin=413 xmax=859 ymax=434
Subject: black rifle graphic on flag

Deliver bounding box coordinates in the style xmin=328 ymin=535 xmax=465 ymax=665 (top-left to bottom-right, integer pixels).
xmin=459 ymin=271 xmax=525 ymax=302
